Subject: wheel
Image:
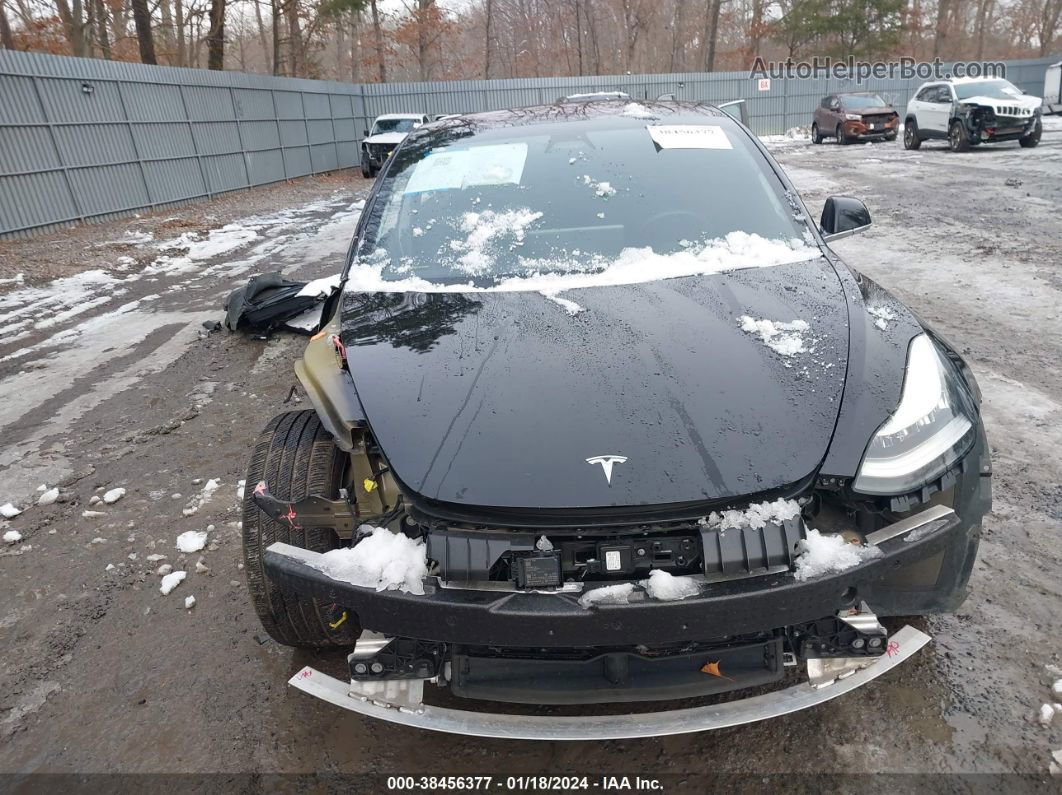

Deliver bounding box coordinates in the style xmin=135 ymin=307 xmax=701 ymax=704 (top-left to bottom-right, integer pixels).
xmin=242 ymin=410 xmax=361 ymax=649
xmin=948 ymin=120 xmax=970 ymax=152
xmin=1019 ymin=119 xmax=1042 ymax=148
xmin=361 ymin=151 xmax=374 ymax=179
xmin=903 ymin=120 xmax=922 ymax=150
xmin=812 ymin=122 xmax=824 ymax=144
xmin=835 ymin=124 xmax=848 ymax=145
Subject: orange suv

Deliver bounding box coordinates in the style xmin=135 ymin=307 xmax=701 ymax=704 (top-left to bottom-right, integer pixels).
xmin=813 ymin=92 xmax=899 ymax=144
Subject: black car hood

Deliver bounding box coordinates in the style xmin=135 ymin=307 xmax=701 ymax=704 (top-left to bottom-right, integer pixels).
xmin=340 ymin=258 xmax=850 ymax=511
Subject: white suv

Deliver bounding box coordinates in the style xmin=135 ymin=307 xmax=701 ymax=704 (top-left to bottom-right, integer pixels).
xmin=361 ymin=113 xmax=430 ymax=178
xmin=904 ymin=77 xmax=1042 ymax=152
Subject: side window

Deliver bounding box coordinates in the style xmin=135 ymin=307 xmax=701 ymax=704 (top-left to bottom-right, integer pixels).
xmin=915 ymin=87 xmax=932 ymax=101
xmin=820 ymin=96 xmax=831 ymax=109
xmin=937 ymin=86 xmax=954 ymax=103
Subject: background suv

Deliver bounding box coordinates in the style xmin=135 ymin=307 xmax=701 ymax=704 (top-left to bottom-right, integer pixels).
xmin=812 ymin=93 xmax=899 ymax=144
xmin=904 ymin=78 xmax=1042 ymax=151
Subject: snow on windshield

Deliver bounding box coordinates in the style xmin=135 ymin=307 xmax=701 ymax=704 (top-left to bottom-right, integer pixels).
xmin=347 ymin=230 xmax=819 ymax=295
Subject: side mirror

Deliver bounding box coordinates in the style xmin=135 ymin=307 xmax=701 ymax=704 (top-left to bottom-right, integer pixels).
xmin=820 ymin=196 xmax=871 ymax=241
xmin=363 ymin=129 xmax=369 ymax=137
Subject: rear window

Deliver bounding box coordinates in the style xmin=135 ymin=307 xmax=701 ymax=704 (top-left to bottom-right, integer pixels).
xmin=350 ymin=115 xmax=811 ymax=287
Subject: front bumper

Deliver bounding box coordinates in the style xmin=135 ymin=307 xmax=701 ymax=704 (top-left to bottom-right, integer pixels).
xmin=843 ymin=119 xmax=898 ymax=138
xmin=264 ymin=503 xmax=968 ymax=648
xmin=288 ymin=624 xmax=931 ymax=740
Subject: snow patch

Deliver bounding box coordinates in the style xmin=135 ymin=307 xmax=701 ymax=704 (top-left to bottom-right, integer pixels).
xmin=793 ymin=529 xmax=882 ymax=581
xmin=102 ymin=487 xmax=126 ymax=504
xmin=184 ymin=595 xmax=196 ymax=610
xmin=37 ymin=487 xmax=58 ymax=506
xmin=159 ymin=570 xmax=187 ymax=595
xmin=578 ymin=582 xmax=635 ymax=608
xmin=621 ymin=102 xmax=658 ymax=119
xmin=541 ymin=292 xmax=585 ymax=316
xmin=739 ymin=315 xmax=811 ymax=357
xmin=580 ymin=175 xmax=617 ymax=198
xmin=305 ymin=526 xmax=428 ymax=595
xmin=1 ymin=503 xmax=22 ymax=519
xmin=702 ymin=498 xmax=802 ymax=532
xmin=641 ymin=570 xmax=700 ymax=601
xmin=3 ymin=530 xmax=23 ymax=544
xmin=867 ymin=305 xmax=896 ymax=331
xmin=296 ymin=274 xmax=341 ymax=299
xmin=447 ymin=209 xmax=544 ymax=275
xmin=1040 ymin=703 xmax=1056 ymax=726
xmin=176 ymin=530 xmax=208 ymax=554
xmin=536 ymin=535 xmax=554 ymax=552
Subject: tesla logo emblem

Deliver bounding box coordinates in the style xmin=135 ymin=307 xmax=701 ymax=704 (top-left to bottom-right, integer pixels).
xmin=586 ymin=455 xmax=627 ymax=485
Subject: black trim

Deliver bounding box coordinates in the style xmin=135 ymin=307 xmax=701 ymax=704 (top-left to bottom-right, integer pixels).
xmin=264 ymin=511 xmax=963 ymax=648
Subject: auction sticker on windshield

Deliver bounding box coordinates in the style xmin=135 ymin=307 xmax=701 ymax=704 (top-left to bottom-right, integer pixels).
xmin=647 ymin=125 xmax=733 ymax=150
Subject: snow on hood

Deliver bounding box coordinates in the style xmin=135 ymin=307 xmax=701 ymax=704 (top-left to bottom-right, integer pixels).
xmin=347 ymin=231 xmax=821 ymax=297
xmin=364 ymin=132 xmax=409 ymax=145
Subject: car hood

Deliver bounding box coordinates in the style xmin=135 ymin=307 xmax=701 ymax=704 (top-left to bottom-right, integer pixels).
xmin=340 ymin=258 xmax=851 ymax=512
xmin=849 ymin=106 xmax=896 ymax=115
xmin=960 ymin=94 xmax=1042 ymax=112
xmin=364 ymin=132 xmax=408 ymax=145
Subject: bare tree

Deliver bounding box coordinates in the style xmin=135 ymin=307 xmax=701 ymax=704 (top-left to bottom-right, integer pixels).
xmin=129 ymin=0 xmax=158 ymax=62
xmin=702 ymin=0 xmax=724 ymax=70
xmin=0 ymin=0 xmax=15 ymax=49
xmin=1040 ymin=0 xmax=1062 ymax=54
xmin=251 ymin=0 xmax=272 ymax=71
xmin=207 ymin=0 xmax=225 ymax=68
xmin=93 ymin=0 xmax=110 ymax=56
xmin=369 ymin=0 xmax=386 ymax=80
xmin=484 ymin=0 xmax=493 ymax=77
xmin=55 ymin=0 xmax=89 ymax=57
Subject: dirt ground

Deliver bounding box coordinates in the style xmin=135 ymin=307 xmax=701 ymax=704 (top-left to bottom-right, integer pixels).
xmin=1 ymin=129 xmax=1061 ymax=790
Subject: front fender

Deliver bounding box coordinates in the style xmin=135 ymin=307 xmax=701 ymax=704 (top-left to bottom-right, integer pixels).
xmin=295 ymin=321 xmax=366 ymax=452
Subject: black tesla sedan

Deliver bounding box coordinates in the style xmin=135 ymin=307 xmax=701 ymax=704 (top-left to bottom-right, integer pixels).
xmin=243 ymin=101 xmax=990 ymax=739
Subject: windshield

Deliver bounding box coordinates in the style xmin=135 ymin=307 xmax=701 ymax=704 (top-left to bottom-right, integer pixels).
xmin=349 ymin=115 xmax=814 ymax=288
xmin=842 ymin=94 xmax=888 ymax=109
xmin=372 ymin=118 xmax=418 ymax=135
xmin=954 ymin=80 xmax=1024 ymax=100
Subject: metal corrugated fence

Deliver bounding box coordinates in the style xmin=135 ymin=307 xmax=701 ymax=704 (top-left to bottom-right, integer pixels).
xmin=1 ymin=50 xmax=1058 ymax=239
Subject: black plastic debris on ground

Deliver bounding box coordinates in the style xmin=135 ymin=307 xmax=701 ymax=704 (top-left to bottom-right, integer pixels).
xmin=223 ymin=272 xmax=334 ymax=336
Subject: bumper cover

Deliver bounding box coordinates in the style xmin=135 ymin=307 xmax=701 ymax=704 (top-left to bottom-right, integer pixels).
xmin=287 ymin=625 xmax=930 ymax=740
xmin=263 ymin=504 xmax=965 ymax=648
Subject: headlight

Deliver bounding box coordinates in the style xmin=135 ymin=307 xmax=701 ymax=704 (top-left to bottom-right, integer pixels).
xmin=853 ymin=334 xmax=977 ymax=495
xmin=845 ymin=113 xmax=862 ymax=121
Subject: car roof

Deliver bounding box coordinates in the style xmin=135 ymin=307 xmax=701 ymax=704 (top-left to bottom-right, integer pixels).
xmin=375 ymin=113 xmax=426 ymax=121
xmin=422 ymin=99 xmax=736 ymax=135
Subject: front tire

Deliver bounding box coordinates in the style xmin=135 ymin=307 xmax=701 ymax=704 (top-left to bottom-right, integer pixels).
xmin=949 ymin=120 xmax=971 ymax=152
xmin=1019 ymin=119 xmax=1042 ymax=148
xmin=903 ymin=120 xmax=922 ymax=150
xmin=812 ymin=122 xmax=824 ymax=144
xmin=361 ymin=152 xmax=374 ymax=179
xmin=242 ymin=410 xmax=361 ymax=649
xmin=835 ymin=124 xmax=848 ymax=145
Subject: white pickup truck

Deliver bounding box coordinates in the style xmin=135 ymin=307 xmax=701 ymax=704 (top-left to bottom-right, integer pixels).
xmin=361 ymin=113 xmax=430 ymax=178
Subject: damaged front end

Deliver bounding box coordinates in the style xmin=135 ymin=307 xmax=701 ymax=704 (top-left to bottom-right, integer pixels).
xmin=955 ymin=100 xmax=1041 ymax=144
xmin=252 ymin=279 xmax=990 ymax=737
xmin=254 ymin=409 xmax=987 ymax=736
xmin=260 ymin=488 xmax=959 ymax=737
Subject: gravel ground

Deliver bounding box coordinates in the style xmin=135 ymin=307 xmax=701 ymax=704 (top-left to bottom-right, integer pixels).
xmin=1 ymin=129 xmax=1061 ymax=789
